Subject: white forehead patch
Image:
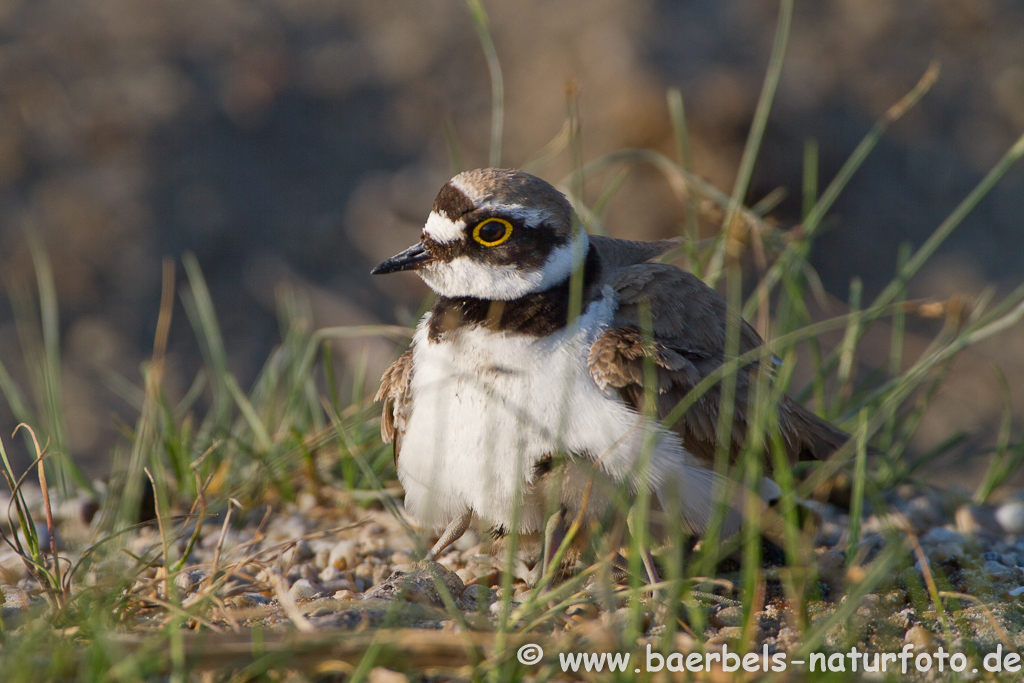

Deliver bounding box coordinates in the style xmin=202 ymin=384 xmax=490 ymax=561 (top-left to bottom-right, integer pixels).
xmin=423 ymin=211 xmax=466 ymax=244
xmin=476 ymin=201 xmax=548 ymax=228
xmin=448 ymin=174 xmax=553 ymax=229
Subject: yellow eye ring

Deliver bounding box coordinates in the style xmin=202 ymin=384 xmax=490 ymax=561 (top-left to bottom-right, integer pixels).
xmin=472 ymin=217 xmax=513 ymax=247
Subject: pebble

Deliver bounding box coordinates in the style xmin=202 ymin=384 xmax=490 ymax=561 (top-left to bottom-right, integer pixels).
xmin=490 ymin=599 xmax=519 ymax=617
xmin=367 ymin=668 xmax=408 ymax=683
xmin=815 ymin=521 xmax=845 ymax=546
xmin=857 ymin=534 xmax=886 ymax=561
xmin=927 ymin=542 xmax=963 ymax=564
xmin=329 ymin=541 xmax=359 ymax=571
xmin=854 ymin=593 xmax=880 ymax=618
xmin=294 ymin=539 xmax=315 ymax=561
xmin=174 ymin=569 xmax=207 ymax=594
xmin=767 ymin=627 xmax=798 ymax=654
xmin=904 ymin=625 xmax=933 ymax=651
xmin=459 ymin=584 xmax=493 ymax=611
xmin=1 ymin=584 xmax=31 ymax=617
xmin=890 ymin=608 xmax=915 ymax=631
xmin=956 ymin=505 xmax=1002 ymax=536
xmin=564 ymin=602 xmax=598 ymax=621
xmin=314 ymin=547 xmax=331 ymax=571
xmin=322 ymin=579 xmax=353 ymax=593
xmin=710 ymin=605 xmax=744 ymax=628
xmin=363 ymin=561 xmax=465 ymax=607
xmin=983 ymin=560 xmax=1015 ymax=582
xmin=707 ymin=626 xmax=744 ymax=644
xmin=299 ymin=563 xmax=318 ymax=582
xmin=288 ymin=578 xmax=320 ymax=600
xmin=226 ymin=593 xmax=272 ymax=608
xmin=996 ymin=502 xmax=1024 ymax=535
xmin=905 ymin=495 xmax=943 ymax=531
xmin=921 ymin=527 xmax=966 ymax=546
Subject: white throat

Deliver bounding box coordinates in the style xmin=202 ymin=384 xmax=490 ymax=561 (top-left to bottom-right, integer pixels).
xmin=419 ymin=230 xmax=589 ymax=300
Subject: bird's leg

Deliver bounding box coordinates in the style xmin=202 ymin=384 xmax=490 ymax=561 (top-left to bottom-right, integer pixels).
xmin=541 ymin=507 xmax=569 ymax=580
xmin=425 ymin=511 xmax=473 ymax=561
xmin=641 ymin=547 xmax=661 ymax=585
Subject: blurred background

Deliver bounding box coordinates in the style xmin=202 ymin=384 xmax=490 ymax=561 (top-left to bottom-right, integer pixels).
xmin=0 ymin=0 xmax=1021 ymax=484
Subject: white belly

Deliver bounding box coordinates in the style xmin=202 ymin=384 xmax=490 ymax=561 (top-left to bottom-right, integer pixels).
xmin=397 ymin=294 xmax=692 ymax=533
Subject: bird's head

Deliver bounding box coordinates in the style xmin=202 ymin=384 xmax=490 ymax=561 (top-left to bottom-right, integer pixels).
xmin=371 ymin=168 xmax=587 ymax=300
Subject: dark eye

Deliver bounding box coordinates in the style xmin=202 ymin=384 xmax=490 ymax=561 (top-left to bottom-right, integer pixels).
xmin=472 ymin=217 xmax=513 ymax=247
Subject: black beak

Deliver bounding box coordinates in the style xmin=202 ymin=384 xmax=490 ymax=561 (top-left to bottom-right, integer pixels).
xmin=371 ymin=242 xmax=434 ymax=275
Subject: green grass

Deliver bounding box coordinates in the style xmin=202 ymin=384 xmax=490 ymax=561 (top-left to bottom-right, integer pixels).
xmin=2 ymin=0 xmax=1024 ymax=681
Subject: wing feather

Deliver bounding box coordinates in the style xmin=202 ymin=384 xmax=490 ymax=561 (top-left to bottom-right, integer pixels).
xmin=375 ymin=349 xmax=414 ymax=464
xmin=591 ymin=262 xmax=852 ymax=466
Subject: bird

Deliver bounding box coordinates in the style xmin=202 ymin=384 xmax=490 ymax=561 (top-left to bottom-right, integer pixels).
xmin=372 ymin=168 xmax=855 ymax=578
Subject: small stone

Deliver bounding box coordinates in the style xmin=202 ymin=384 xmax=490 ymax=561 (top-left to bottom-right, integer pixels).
xmin=882 ymin=589 xmax=909 ymax=608
xmin=226 ymin=593 xmax=271 ymax=608
xmin=921 ymin=527 xmax=966 ymax=546
xmin=288 ymin=578 xmax=320 ymax=600
xmin=363 ymin=561 xmax=464 ymax=607
xmin=333 ymin=589 xmax=357 ymax=600
xmin=983 ymin=551 xmax=1003 ymax=563
xmin=853 ymin=593 xmax=880 ymax=618
xmin=1008 ymin=586 xmax=1024 ymax=597
xmin=1 ymin=585 xmax=31 ymax=617
xmin=904 ymin=625 xmax=933 ymax=651
xmin=391 ymin=551 xmax=413 ymax=566
xmin=674 ymin=632 xmax=697 ymax=653
xmin=294 ymin=539 xmax=315 ymax=561
xmin=296 ymin=491 xmax=318 ymax=513
xmin=815 ymin=521 xmax=845 ymax=546
xmin=894 ymin=607 xmax=917 ymax=630
xmin=299 ymin=563 xmax=318 ymax=582
xmin=817 ymin=548 xmax=846 ymax=584
xmin=367 ymin=668 xmax=408 ymax=683
xmin=856 ymin=534 xmax=886 ymax=562
xmin=707 ymin=626 xmax=743 ymax=644
xmin=490 ymin=598 xmax=519 ymax=617
xmin=984 ymin=560 xmax=1015 ymax=582
xmin=459 ymin=584 xmax=493 ymax=611
xmin=775 ymin=627 xmax=801 ymax=653
xmin=322 ymin=578 xmax=354 ymax=593
xmin=993 ymin=501 xmax=1024 ymax=535
xmin=956 ymin=504 xmax=1002 ymax=536
xmin=927 ymin=542 xmax=962 ymax=564
xmin=173 ymin=569 xmax=206 ymax=594
xmin=314 ymin=547 xmax=331 ymax=571
xmin=329 ymin=541 xmax=358 ymax=571
xmin=320 ymin=565 xmax=341 ymax=583
xmin=905 ymin=496 xmax=943 ymax=531
xmin=710 ymin=605 xmax=744 ymax=628
xmin=564 ymin=601 xmax=598 ymax=620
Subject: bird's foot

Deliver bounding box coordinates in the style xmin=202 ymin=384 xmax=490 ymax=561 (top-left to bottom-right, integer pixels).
xmin=424 ymin=511 xmax=473 ymax=561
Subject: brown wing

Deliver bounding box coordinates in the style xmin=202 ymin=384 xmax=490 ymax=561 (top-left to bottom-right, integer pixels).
xmin=589 ymin=262 xmax=851 ymax=467
xmin=375 ymin=349 xmax=414 ymax=465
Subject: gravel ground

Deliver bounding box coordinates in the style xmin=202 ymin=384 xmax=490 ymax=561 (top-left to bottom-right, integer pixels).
xmin=4 ymin=483 xmax=1024 ymax=679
